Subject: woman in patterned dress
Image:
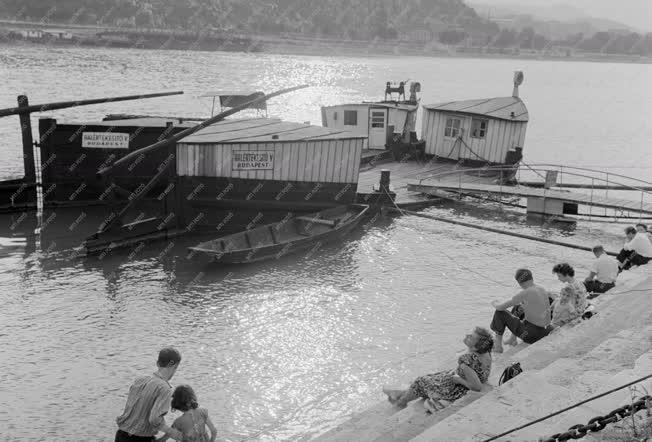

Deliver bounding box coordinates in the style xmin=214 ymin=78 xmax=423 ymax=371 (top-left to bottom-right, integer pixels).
xmin=550 ymin=263 xmax=588 ymax=328
xmin=383 ymin=327 xmax=494 ymax=410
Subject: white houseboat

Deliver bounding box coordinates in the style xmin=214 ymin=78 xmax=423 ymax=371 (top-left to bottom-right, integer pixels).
xmin=321 ymin=82 xmax=421 ymax=151
xmin=420 ymin=71 xmax=528 ymax=168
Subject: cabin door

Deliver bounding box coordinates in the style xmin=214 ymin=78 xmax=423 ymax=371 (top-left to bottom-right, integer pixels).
xmin=368 ymin=109 xmax=388 ymax=149
xmin=441 ymin=115 xmax=463 ymax=160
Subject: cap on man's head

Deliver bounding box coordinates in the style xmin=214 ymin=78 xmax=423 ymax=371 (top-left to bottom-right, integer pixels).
xmin=157 ymin=347 xmax=182 ymax=367
xmin=514 ymin=268 xmax=533 ymax=283
xmin=592 ymin=245 xmax=604 ymax=254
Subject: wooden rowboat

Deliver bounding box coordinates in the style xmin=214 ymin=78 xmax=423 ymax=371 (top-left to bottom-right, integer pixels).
xmin=188 ymin=204 xmax=369 ymax=264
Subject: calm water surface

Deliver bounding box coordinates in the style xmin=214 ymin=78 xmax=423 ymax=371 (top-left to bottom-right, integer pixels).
xmin=0 ymin=45 xmax=651 ymax=441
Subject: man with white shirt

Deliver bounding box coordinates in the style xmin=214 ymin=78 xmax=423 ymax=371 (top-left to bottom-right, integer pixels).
xmin=584 ymin=245 xmax=619 ymax=296
xmin=616 ymin=226 xmax=652 ymax=271
xmin=636 ymin=223 xmax=652 ymax=240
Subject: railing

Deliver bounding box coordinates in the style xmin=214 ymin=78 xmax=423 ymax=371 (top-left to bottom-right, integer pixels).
xmin=414 ymin=163 xmax=652 ymax=220
xmin=518 ymin=163 xmax=652 ymax=193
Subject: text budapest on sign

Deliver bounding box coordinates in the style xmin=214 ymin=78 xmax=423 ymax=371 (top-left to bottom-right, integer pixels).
xmin=232 ymin=150 xmax=275 ymax=170
xmin=82 ymin=132 xmax=130 ymax=149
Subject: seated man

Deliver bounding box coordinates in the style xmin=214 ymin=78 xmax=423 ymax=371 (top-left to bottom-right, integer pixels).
xmin=490 ymin=268 xmax=554 ymax=353
xmin=584 ymin=245 xmax=618 ymax=297
xmin=616 ymin=226 xmax=652 ymax=271
xmin=637 ymin=223 xmax=652 ymax=241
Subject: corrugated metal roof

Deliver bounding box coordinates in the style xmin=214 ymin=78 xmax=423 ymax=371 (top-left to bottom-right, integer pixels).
xmin=423 ymin=97 xmax=529 ymax=122
xmin=179 ymin=118 xmax=365 ymax=143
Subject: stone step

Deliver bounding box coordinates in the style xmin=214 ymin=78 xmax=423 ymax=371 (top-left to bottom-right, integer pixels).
xmin=313 ymin=402 xmax=397 ymax=442
xmin=372 ymin=386 xmax=492 ymax=442
xmin=540 ymin=327 xmax=652 ymax=394
xmin=411 ymin=276 xmax=652 ymax=442
xmin=318 ymin=275 xmax=652 ymax=442
xmin=410 ymin=372 xmax=603 ymax=442
xmin=534 ymin=357 xmax=652 ymax=441
xmin=486 ymin=281 xmax=652 ymax=388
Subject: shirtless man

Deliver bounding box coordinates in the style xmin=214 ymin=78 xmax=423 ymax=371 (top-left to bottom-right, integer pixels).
xmin=490 ymin=268 xmax=554 ymax=353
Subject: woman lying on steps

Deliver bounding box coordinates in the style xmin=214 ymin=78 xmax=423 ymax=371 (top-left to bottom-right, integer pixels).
xmin=383 ymin=327 xmax=493 ymax=412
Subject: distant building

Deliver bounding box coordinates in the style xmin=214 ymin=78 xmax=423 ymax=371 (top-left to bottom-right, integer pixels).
xmin=19 ymin=29 xmax=44 ymax=39
xmin=398 ymin=27 xmax=434 ymax=43
xmin=43 ymin=30 xmax=74 ymax=40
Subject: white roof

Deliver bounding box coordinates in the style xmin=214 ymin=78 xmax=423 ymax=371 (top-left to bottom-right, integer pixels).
xmin=423 ymin=96 xmax=529 ymax=122
xmin=323 ymin=101 xmax=418 ymax=112
xmin=179 ymin=118 xmax=365 ymax=144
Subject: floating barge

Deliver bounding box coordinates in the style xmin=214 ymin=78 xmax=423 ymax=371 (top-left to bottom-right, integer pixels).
xmin=173 ymin=117 xmax=365 ymax=233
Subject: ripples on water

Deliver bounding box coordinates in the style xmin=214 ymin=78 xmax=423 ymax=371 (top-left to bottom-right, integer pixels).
xmin=0 ymin=45 xmax=651 ymax=440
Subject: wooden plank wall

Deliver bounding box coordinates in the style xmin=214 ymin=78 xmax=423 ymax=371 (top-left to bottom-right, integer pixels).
xmin=421 ymin=110 xmax=527 ymax=164
xmin=38 ymin=119 xmax=183 ymax=204
xmin=177 ymin=139 xmax=364 ymax=183
xmin=321 ymin=105 xmax=369 ymax=149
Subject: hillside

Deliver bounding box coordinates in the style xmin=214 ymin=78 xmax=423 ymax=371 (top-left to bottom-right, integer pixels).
xmin=467 ymin=0 xmax=636 ymax=40
xmin=0 ymin=0 xmax=499 ymax=41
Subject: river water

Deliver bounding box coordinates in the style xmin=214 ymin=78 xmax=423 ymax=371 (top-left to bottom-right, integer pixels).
xmin=1 ymin=45 xmax=651 ymax=441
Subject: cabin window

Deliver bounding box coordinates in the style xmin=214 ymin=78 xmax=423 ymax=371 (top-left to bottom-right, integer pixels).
xmin=344 ymin=110 xmax=358 ymax=126
xmin=471 ymin=118 xmax=488 ymax=139
xmin=444 ymin=117 xmax=461 ymax=138
xmin=371 ymin=111 xmax=385 ymax=128
xmin=333 ymin=111 xmax=338 ymax=121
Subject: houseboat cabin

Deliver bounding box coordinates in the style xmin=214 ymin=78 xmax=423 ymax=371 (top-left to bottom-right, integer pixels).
xmin=37 ymin=116 xmax=196 ymax=205
xmin=175 ymin=117 xmax=366 ymax=233
xmin=421 ymin=72 xmax=528 ymax=167
xmin=321 ymin=81 xmax=421 ymax=150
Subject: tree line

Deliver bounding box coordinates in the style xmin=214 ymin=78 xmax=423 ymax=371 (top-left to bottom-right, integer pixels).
xmin=1 ymin=0 xmax=651 ymax=56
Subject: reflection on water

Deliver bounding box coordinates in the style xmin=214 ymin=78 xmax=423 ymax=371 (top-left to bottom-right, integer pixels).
xmin=1 ymin=46 xmax=651 ymax=440
xmin=0 ymin=199 xmax=632 ymax=440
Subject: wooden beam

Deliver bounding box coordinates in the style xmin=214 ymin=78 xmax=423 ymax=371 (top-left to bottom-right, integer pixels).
xmin=296 ymin=216 xmax=336 ymax=226
xmin=17 ymin=95 xmax=36 ymax=183
xmin=0 ymin=91 xmax=184 ymax=118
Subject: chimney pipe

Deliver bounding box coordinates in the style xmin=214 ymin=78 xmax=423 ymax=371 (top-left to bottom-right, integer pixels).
xmin=513 ymin=70 xmax=524 ymax=98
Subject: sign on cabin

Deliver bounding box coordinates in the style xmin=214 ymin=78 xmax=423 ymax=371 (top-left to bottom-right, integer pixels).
xmin=81 ymin=132 xmax=130 ymax=149
xmin=232 ymin=150 xmax=275 ymax=171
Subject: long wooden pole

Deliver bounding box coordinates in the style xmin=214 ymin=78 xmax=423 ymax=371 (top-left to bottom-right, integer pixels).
xmin=97 ymin=84 xmax=309 ymax=177
xmin=0 ymin=91 xmax=183 ymax=118
xmin=395 ymin=208 xmax=618 ymax=256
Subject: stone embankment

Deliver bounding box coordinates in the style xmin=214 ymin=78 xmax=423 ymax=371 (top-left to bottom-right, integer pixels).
xmin=316 ymin=266 xmax=652 ymax=442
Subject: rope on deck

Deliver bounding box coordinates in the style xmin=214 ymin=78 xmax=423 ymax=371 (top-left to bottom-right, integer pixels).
xmin=390 ymin=207 xmax=618 ymax=257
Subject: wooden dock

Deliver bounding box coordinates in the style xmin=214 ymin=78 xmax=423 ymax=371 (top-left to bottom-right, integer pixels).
xmin=406 ymin=180 xmax=652 ymax=215
xmin=356 ymin=159 xmax=500 ymax=208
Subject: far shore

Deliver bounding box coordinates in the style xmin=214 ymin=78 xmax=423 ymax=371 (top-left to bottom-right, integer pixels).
xmin=3 ymin=38 xmax=650 ymax=65
xmin=1 ymin=24 xmax=650 ymax=65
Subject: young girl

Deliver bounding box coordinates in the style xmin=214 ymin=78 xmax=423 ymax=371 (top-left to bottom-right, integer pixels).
xmin=157 ymin=385 xmax=217 ymax=442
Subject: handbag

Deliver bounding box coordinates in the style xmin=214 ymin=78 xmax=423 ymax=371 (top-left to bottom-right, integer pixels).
xmin=498 ymin=362 xmax=523 ymax=385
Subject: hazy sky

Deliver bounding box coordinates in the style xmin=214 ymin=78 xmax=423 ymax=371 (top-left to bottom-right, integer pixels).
xmin=476 ymin=0 xmax=652 ymax=31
